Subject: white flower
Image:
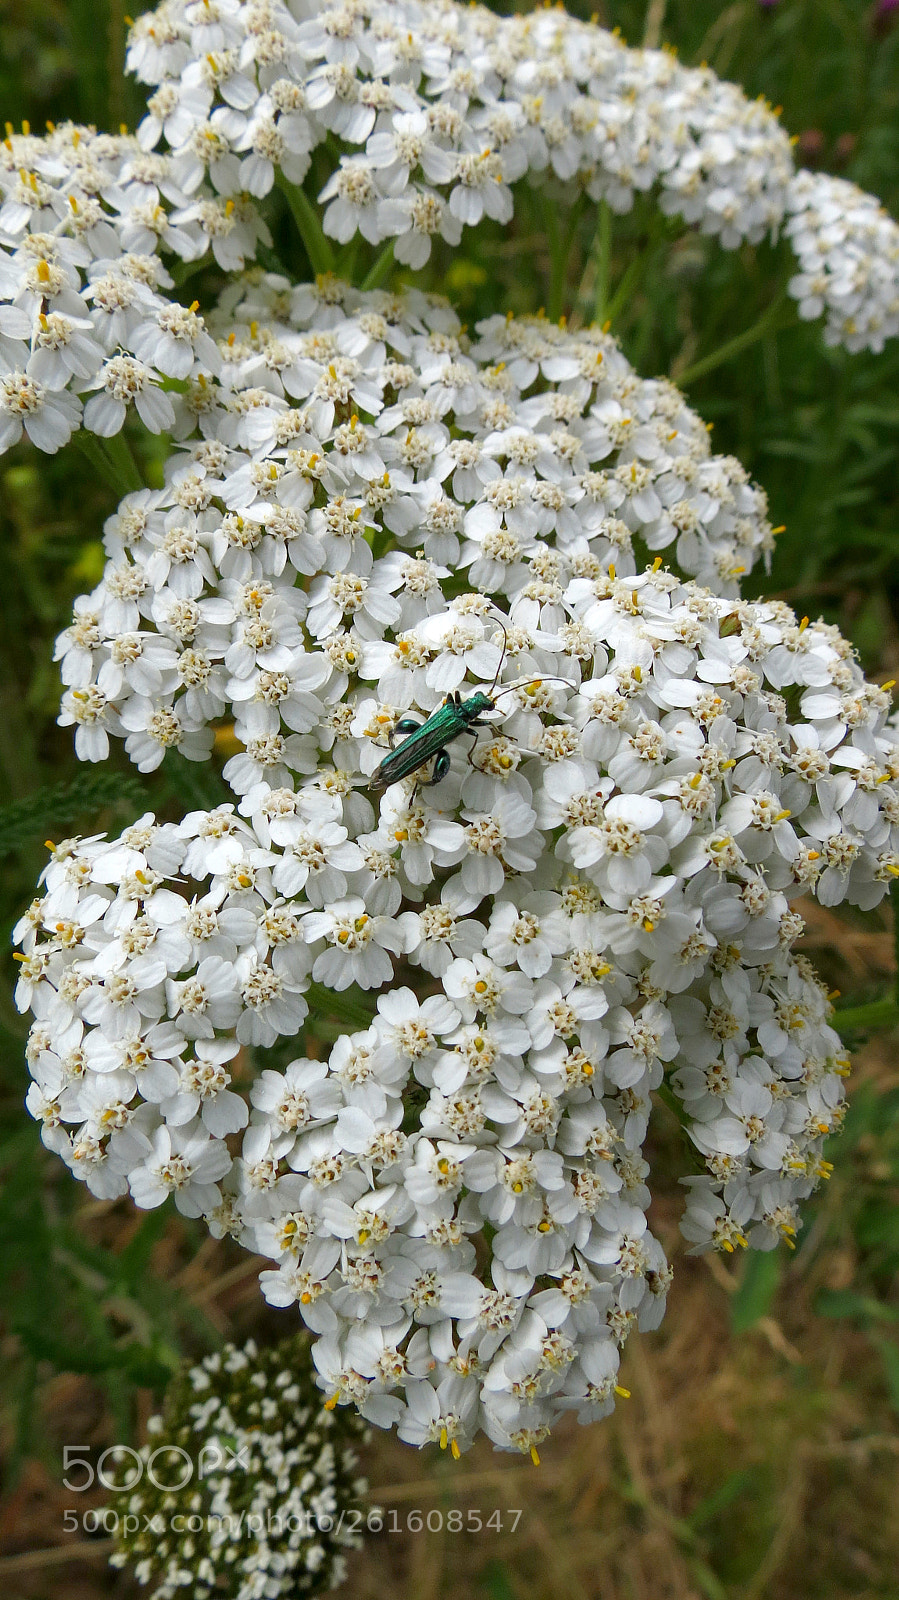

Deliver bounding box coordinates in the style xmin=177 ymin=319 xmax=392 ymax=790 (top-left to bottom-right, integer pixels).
xmin=303 ymin=897 xmax=407 ymax=990
xmin=83 ymin=354 xmax=176 ymax=435
xmin=128 ymin=1122 xmax=232 ymax=1215
xmin=0 ymin=371 xmax=81 ymax=452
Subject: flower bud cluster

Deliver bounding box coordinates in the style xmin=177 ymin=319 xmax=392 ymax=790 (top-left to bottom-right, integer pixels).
xmin=107 ymin=1335 xmax=368 ymax=1599
xmin=18 ymin=548 xmax=899 ymax=1451
xmin=54 ymin=282 xmax=777 ymax=774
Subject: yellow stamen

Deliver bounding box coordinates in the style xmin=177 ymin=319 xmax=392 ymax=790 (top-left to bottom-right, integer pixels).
xmin=614 ymin=1385 xmax=631 ymax=1399
xmin=530 ymin=1446 xmax=541 ymax=1466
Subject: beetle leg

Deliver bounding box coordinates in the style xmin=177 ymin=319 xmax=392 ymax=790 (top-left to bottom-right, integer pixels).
xmin=465 ymin=730 xmax=484 ymax=771
xmin=423 ymin=747 xmax=452 ymax=786
xmin=388 ymin=714 xmax=423 ymax=749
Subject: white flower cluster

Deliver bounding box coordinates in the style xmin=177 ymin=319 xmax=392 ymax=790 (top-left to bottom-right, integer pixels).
xmin=10 ymin=0 xmax=899 ymax=1463
xmin=18 ymin=544 xmax=899 ymax=1453
xmin=53 ymin=283 xmax=777 ymax=774
xmin=0 ymin=0 xmax=896 ymax=465
xmin=108 ymin=1335 xmax=368 ymax=1599
xmin=785 ymin=168 xmax=899 ymax=354
xmin=125 ymin=0 xmax=794 ymax=257
xmin=0 ymin=118 xmax=270 ymax=454
xmin=122 ymin=0 xmax=899 ymax=351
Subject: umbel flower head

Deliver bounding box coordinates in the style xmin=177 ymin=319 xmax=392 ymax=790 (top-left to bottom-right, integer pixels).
xmin=8 ymin=0 xmax=899 ymax=1470
xmin=0 ymin=0 xmax=897 ymax=475
xmin=106 ymin=1334 xmax=369 ymax=1598
xmin=53 ymin=280 xmax=778 ymax=777
xmin=17 ymin=518 xmax=899 ymax=1454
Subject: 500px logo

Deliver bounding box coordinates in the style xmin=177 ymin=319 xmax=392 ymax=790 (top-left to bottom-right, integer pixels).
xmin=62 ymin=1443 xmax=249 ymax=1493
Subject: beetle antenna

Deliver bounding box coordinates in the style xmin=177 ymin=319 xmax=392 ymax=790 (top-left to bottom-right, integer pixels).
xmin=491 ymin=673 xmax=578 ymax=703
xmin=487 ymin=616 xmax=509 ymax=698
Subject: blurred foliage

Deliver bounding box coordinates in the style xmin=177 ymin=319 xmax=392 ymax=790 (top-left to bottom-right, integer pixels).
xmin=0 ymin=1 xmax=897 ymax=1596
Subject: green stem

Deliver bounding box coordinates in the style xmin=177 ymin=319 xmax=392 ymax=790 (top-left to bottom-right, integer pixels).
xmin=335 ymin=237 xmax=360 ymax=284
xmin=832 ymin=998 xmax=899 ymax=1035
xmin=655 ymin=1080 xmax=689 ymax=1127
xmin=305 ymin=980 xmax=376 ymax=1031
xmin=277 ymin=175 xmax=336 ymax=277
xmin=541 ymin=195 xmax=563 ymax=320
xmin=360 ymin=239 xmax=396 ymax=292
xmin=104 ymin=428 xmax=144 ymax=494
xmin=541 ymin=194 xmax=582 ymax=322
xmin=593 ymin=199 xmax=612 ymax=325
xmin=605 ymin=243 xmax=653 ymax=325
xmin=600 ymin=209 xmax=671 ymax=326
xmin=675 ymin=292 xmax=793 ymax=385
xmin=891 ymin=878 xmax=899 ymax=1007
xmin=169 ymin=256 xmax=209 ymax=291
xmin=74 ymin=430 xmax=143 ymax=496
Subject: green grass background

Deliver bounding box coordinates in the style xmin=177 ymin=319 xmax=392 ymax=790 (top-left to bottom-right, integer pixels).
xmin=0 ymin=2 xmax=897 ymax=1596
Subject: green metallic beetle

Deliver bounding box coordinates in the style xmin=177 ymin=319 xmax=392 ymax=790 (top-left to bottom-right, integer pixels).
xmin=369 ymin=619 xmax=576 ymax=793
xmin=369 ymin=686 xmax=498 ymax=792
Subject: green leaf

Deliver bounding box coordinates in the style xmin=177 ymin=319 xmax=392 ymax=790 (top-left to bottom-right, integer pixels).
xmin=730 ymin=1248 xmax=781 ymax=1333
xmin=815 ymin=1289 xmax=899 ymax=1324
xmin=833 ymin=998 xmax=899 ymax=1036
xmin=276 ymin=175 xmax=336 ymax=276
xmin=479 ymin=1559 xmax=518 ymax=1600
xmin=870 ymin=1333 xmax=899 ymax=1414
xmin=0 ymin=770 xmax=145 ymax=856
xmin=115 ymin=1209 xmax=170 ymax=1288
xmin=688 ymin=1470 xmax=757 ymax=1531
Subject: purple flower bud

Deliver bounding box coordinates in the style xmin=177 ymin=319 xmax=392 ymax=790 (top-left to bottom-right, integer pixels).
xmin=872 ymin=0 xmax=899 ymax=35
